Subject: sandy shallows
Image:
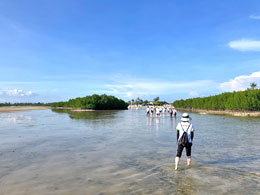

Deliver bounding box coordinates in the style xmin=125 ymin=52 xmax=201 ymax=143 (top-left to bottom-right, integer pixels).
xmin=0 ymin=106 xmax=50 ymax=113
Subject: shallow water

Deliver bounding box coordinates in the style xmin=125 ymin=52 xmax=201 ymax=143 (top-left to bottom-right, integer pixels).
xmin=0 ymin=109 xmax=259 ymax=194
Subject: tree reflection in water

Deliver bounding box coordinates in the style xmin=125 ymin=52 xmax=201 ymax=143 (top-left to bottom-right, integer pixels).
xmin=51 ymin=109 xmax=120 ymax=120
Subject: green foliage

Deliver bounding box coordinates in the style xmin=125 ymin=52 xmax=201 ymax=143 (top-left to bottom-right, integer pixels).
xmin=173 ymin=89 xmax=260 ymax=111
xmin=250 ymin=82 xmax=257 ymax=90
xmin=135 ymin=97 xmax=143 ymax=105
xmin=155 ymin=101 xmax=168 ymax=106
xmin=143 ymin=100 xmax=149 ymax=104
xmin=51 ymin=94 xmax=128 ymax=110
xmin=128 ymin=97 xmax=150 ymax=105
xmin=154 ymin=97 xmax=160 ymax=102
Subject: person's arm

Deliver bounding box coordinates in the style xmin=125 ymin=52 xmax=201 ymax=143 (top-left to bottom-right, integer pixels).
xmin=191 ymin=124 xmax=195 ymax=141
xmin=177 ymin=130 xmax=179 ymax=142
xmin=176 ymin=123 xmax=181 ymax=142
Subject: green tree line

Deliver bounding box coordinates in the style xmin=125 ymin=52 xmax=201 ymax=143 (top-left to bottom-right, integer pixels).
xmin=0 ymin=102 xmax=50 ymax=107
xmin=173 ymin=89 xmax=260 ymax=111
xmin=51 ymin=94 xmax=128 ymax=110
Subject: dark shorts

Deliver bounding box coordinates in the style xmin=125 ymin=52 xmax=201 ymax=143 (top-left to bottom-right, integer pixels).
xmin=176 ymin=143 xmax=192 ymax=157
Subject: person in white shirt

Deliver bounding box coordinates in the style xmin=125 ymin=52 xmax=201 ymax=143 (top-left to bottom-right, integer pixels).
xmin=156 ymin=107 xmax=160 ymax=116
xmin=146 ymin=107 xmax=150 ymax=115
xmin=173 ymin=108 xmax=177 ymax=117
xmin=175 ymin=113 xmax=195 ymax=170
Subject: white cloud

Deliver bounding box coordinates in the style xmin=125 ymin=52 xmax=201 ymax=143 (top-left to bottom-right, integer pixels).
xmin=126 ymin=92 xmax=134 ymax=98
xmin=26 ymin=91 xmax=33 ymax=95
xmin=228 ymin=39 xmax=260 ymax=51
xmin=94 ymin=78 xmax=216 ymax=99
xmin=0 ymin=89 xmax=38 ymax=103
xmin=0 ymin=89 xmax=35 ymax=97
xmin=189 ymin=91 xmax=199 ymax=97
xmin=249 ymin=14 xmax=260 ymax=20
xmin=219 ymin=71 xmax=260 ymax=91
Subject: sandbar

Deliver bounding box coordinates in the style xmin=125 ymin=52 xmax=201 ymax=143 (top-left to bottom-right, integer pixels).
xmin=0 ymin=106 xmax=50 ymax=113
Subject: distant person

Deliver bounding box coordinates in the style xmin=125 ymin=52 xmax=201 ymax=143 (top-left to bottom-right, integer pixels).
xmin=175 ymin=113 xmax=195 ymax=170
xmin=150 ymin=107 xmax=154 ymax=114
xmin=169 ymin=108 xmax=173 ymax=117
xmin=173 ymin=108 xmax=177 ymax=117
xmin=156 ymin=108 xmax=160 ymax=117
xmin=146 ymin=107 xmax=150 ymax=115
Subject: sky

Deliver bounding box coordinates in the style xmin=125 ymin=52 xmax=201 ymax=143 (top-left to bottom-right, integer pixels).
xmin=0 ymin=0 xmax=260 ymax=103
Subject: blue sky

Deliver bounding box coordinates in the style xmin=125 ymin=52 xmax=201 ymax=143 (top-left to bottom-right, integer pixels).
xmin=1 ymin=0 xmax=260 ymax=103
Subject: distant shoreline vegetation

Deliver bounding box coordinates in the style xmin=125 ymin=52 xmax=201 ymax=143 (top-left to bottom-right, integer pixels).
xmin=173 ymin=89 xmax=260 ymax=111
xmin=51 ymin=94 xmax=128 ymax=110
xmin=0 ymin=102 xmax=50 ymax=107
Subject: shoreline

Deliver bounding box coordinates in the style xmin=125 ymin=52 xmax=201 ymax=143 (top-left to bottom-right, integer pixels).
xmin=0 ymin=106 xmax=50 ymax=113
xmin=176 ymin=108 xmax=260 ymax=117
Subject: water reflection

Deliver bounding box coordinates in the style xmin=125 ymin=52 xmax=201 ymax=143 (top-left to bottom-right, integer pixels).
xmin=0 ymin=114 xmax=33 ymax=123
xmin=51 ymin=109 xmax=120 ymax=120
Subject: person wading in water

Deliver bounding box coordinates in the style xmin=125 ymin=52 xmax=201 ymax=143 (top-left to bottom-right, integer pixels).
xmin=175 ymin=113 xmax=195 ymax=170
xmin=169 ymin=108 xmax=173 ymax=117
xmin=173 ymin=107 xmax=177 ymax=117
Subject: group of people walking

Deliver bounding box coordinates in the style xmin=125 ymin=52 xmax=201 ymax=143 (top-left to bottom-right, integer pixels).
xmin=146 ymin=106 xmax=177 ymax=117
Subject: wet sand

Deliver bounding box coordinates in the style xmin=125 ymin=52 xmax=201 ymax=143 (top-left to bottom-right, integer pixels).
xmin=0 ymin=106 xmax=50 ymax=113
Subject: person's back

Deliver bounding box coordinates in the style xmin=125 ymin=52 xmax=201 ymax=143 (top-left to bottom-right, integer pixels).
xmin=177 ymin=121 xmax=193 ymax=144
xmin=175 ymin=113 xmax=195 ymax=170
xmin=169 ymin=108 xmax=173 ymax=116
xmin=146 ymin=107 xmax=150 ymax=114
xmin=173 ymin=108 xmax=177 ymax=116
xmin=156 ymin=108 xmax=160 ymax=116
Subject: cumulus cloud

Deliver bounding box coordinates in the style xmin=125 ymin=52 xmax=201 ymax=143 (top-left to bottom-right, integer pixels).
xmin=0 ymin=89 xmax=38 ymax=103
xmin=249 ymin=14 xmax=260 ymax=20
xmin=219 ymin=71 xmax=260 ymax=91
xmin=228 ymin=39 xmax=260 ymax=51
xmin=0 ymin=89 xmax=34 ymax=97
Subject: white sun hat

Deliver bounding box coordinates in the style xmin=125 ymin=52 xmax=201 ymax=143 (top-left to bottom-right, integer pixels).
xmin=181 ymin=113 xmax=190 ymax=122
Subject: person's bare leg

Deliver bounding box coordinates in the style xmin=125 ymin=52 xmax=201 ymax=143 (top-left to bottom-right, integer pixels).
xmin=175 ymin=157 xmax=180 ymax=170
xmin=187 ymin=156 xmax=191 ymax=166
